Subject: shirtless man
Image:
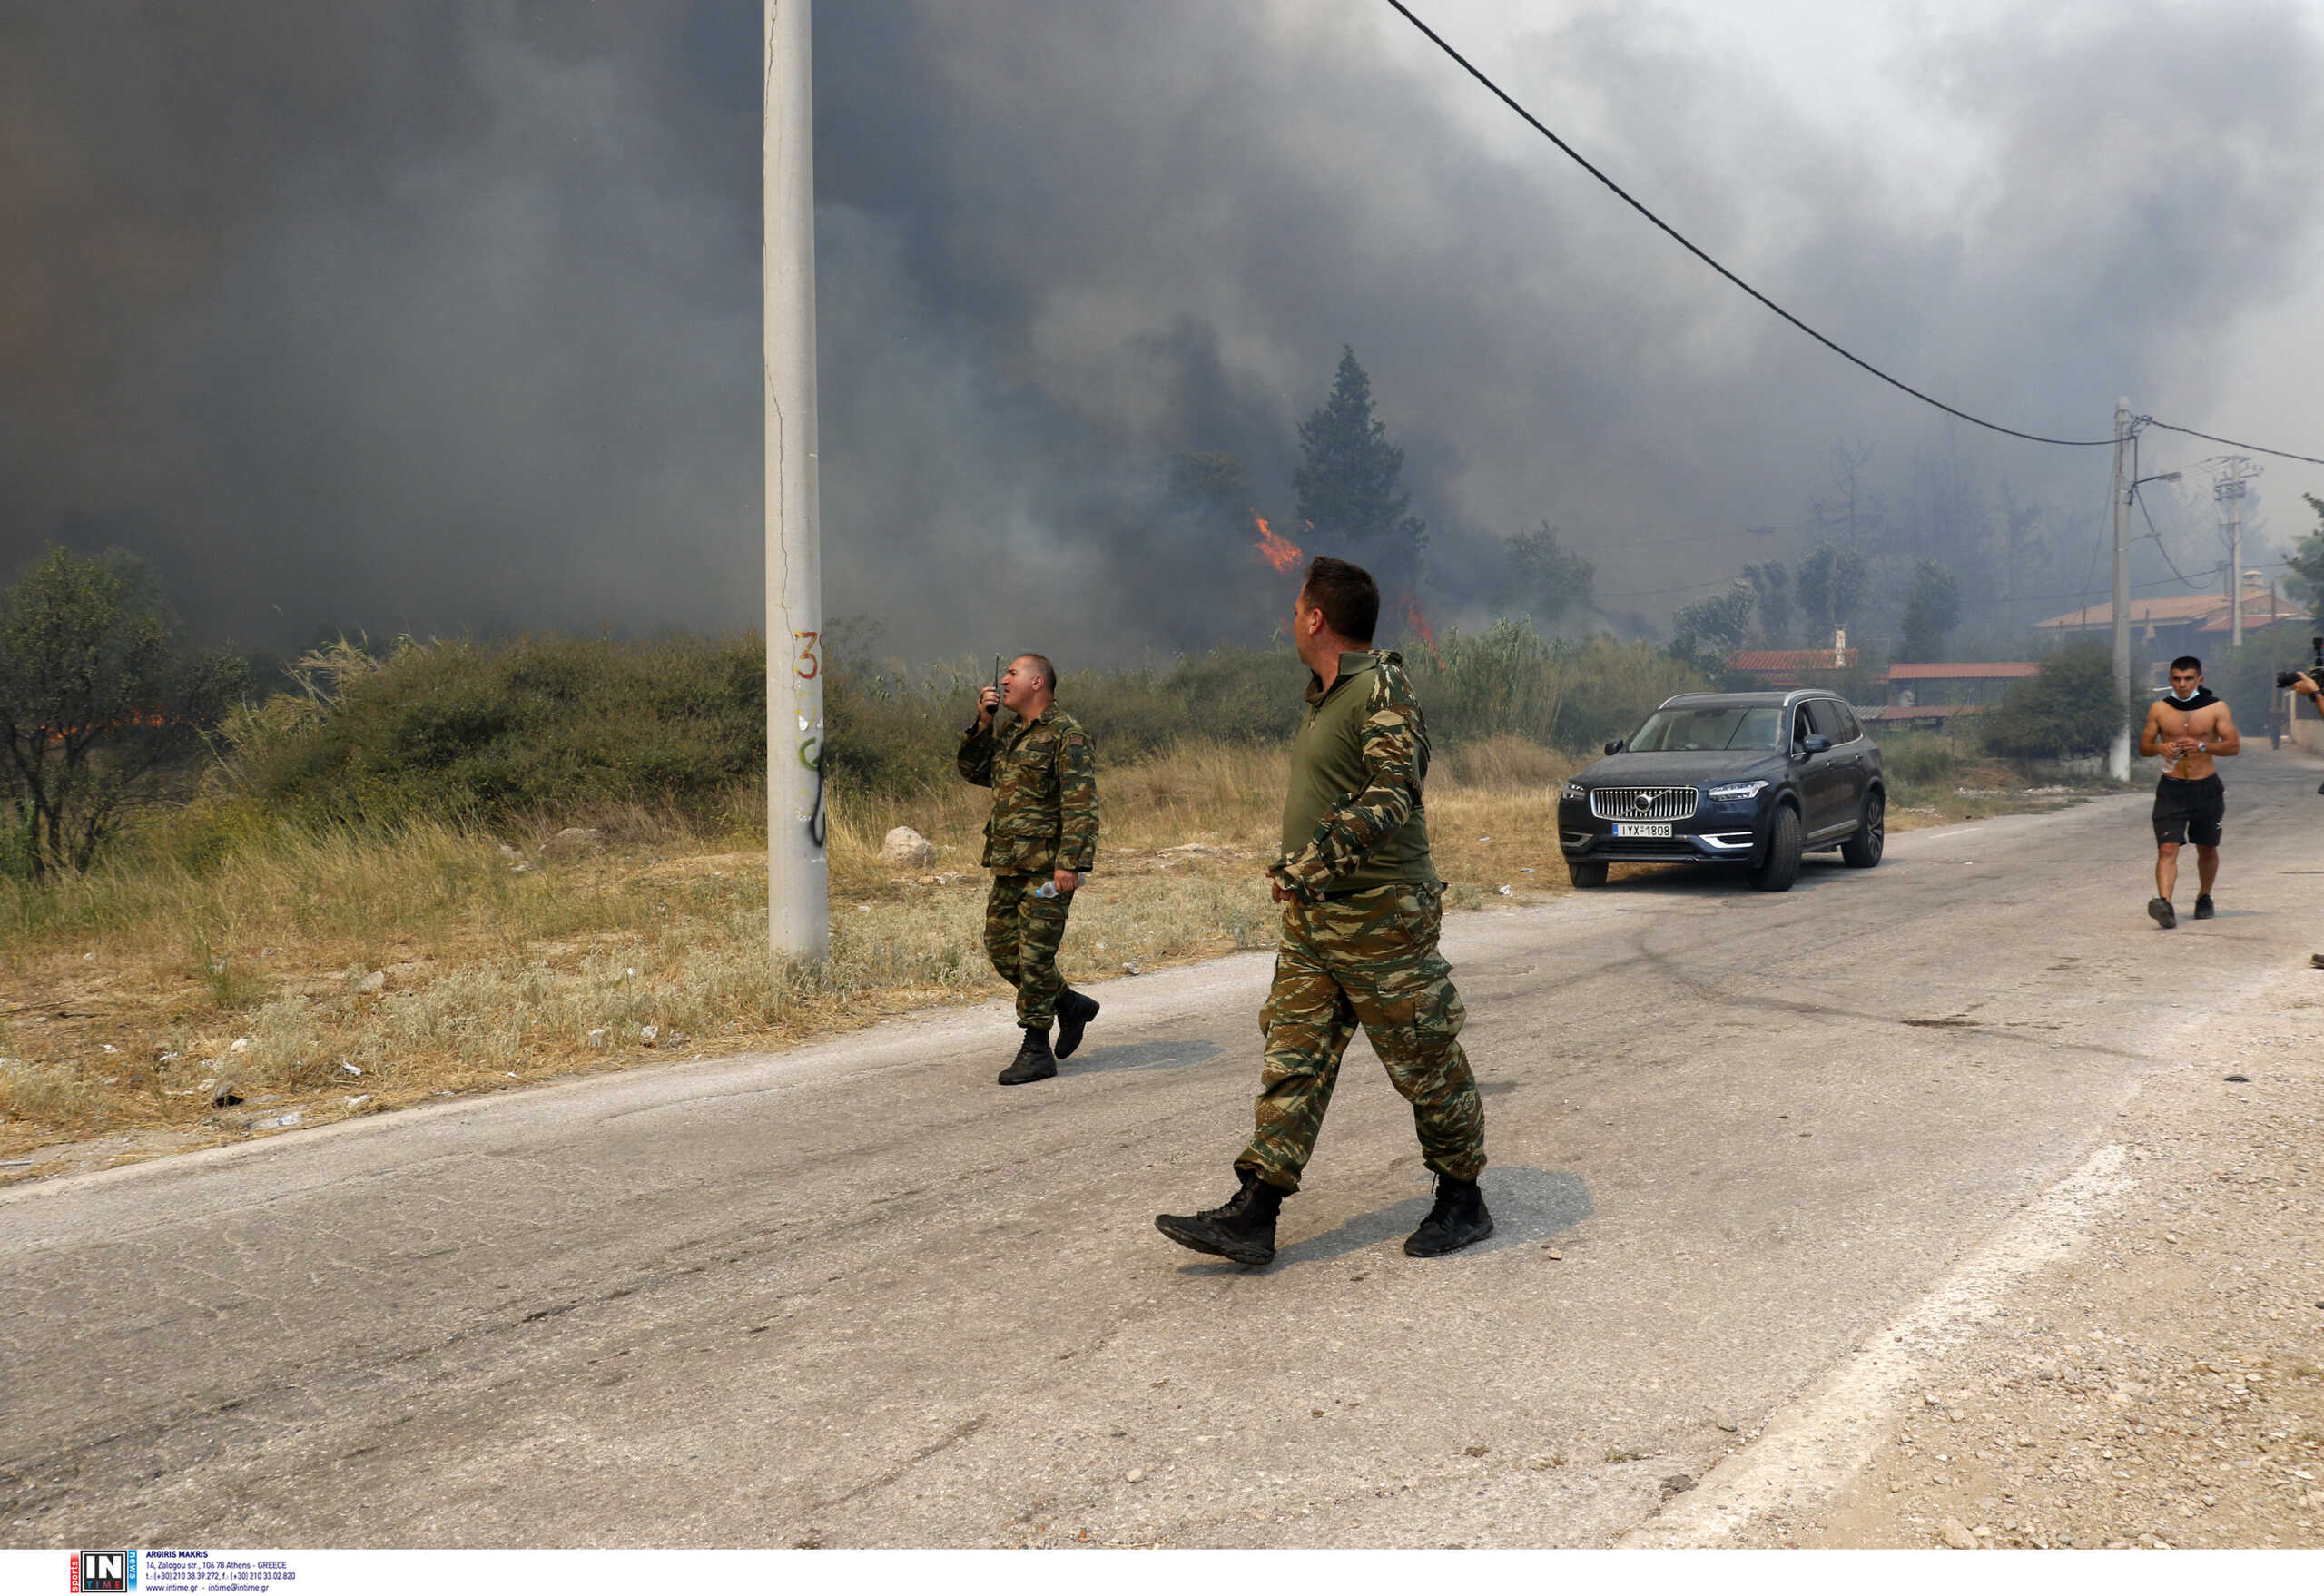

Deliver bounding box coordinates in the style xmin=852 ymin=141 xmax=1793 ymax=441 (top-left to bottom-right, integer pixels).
xmin=2137 ymin=655 xmax=2240 ymax=929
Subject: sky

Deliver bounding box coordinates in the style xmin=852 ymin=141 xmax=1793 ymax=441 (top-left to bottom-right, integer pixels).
xmin=4 ymin=0 xmax=2322 ymax=666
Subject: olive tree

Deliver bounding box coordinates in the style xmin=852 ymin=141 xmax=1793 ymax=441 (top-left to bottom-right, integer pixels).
xmin=0 ymin=547 xmax=248 ymax=877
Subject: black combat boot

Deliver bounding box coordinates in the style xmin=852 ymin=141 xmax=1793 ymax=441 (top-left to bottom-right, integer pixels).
xmin=997 ymin=1025 xmax=1056 ymax=1086
xmin=1054 ymin=989 xmax=1101 ymax=1059
xmin=1155 ymin=1168 xmax=1286 ymax=1266
xmin=1404 ymin=1174 xmax=1494 ymax=1257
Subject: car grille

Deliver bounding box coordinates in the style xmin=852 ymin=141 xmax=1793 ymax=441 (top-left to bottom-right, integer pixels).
xmin=1588 ymin=786 xmax=1699 ymax=822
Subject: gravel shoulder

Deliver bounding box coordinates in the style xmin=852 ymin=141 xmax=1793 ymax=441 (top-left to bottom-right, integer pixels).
xmin=1758 ymin=960 xmax=2324 ymax=1550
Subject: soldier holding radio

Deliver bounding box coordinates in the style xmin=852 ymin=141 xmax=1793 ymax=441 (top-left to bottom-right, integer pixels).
xmin=960 ymin=653 xmax=1100 ymax=1084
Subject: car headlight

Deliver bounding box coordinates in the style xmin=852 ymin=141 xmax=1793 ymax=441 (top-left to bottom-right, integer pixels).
xmin=1705 ymin=780 xmax=1768 ymax=802
xmin=1561 ymin=782 xmax=1588 ymax=802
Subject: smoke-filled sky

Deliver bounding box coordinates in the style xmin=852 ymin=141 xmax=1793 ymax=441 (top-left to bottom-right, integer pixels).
xmin=5 ymin=0 xmax=2323 ymax=664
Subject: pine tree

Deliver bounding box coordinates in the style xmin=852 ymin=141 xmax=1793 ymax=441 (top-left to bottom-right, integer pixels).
xmin=1507 ymin=523 xmax=1594 ymax=628
xmin=1293 ymin=348 xmax=1427 ymax=564
xmin=1796 ymin=542 xmax=1867 ymax=644
xmin=1740 ymin=561 xmax=1791 ymax=646
xmin=1899 ymin=558 xmax=1962 ymax=662
xmin=1669 ymin=585 xmax=1756 ymax=674
xmin=1167 ymin=452 xmax=1255 ymax=525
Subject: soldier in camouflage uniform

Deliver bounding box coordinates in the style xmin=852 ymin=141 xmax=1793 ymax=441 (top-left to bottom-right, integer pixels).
xmin=960 ymin=652 xmax=1101 ymax=1085
xmin=1157 ymin=557 xmax=1489 ymax=1266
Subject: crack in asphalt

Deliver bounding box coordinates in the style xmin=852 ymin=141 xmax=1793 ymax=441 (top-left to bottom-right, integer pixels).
xmin=801 ymin=1413 xmax=993 ymax=1521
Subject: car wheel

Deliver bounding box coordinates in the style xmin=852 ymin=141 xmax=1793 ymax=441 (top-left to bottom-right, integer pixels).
xmin=1841 ymin=788 xmax=1885 ymax=868
xmin=1567 ymin=859 xmax=1609 ymax=889
xmin=1748 ymin=803 xmax=1802 ymax=892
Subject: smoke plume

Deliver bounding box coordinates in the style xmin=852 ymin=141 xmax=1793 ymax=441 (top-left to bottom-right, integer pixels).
xmin=3 ymin=1 xmax=2320 ymax=666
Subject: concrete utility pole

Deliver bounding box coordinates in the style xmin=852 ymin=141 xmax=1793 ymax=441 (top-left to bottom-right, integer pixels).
xmin=765 ymin=0 xmax=829 ymax=961
xmin=2108 ymin=398 xmax=2132 ymax=782
xmin=2209 ymin=456 xmax=2261 ymax=649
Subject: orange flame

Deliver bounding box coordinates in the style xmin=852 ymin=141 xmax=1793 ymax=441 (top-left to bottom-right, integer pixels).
xmin=1252 ymin=511 xmax=1303 ymax=574
xmin=1403 ymin=595 xmax=1446 ymax=670
xmin=42 ymin=709 xmax=186 ymax=746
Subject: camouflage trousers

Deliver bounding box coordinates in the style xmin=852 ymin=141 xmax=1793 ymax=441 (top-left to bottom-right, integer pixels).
xmin=1236 ymin=881 xmax=1484 ymax=1193
xmin=984 ymin=872 xmax=1075 ymax=1027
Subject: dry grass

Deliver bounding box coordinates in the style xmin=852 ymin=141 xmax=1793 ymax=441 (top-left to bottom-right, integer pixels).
xmin=0 ymin=736 xmax=1581 ymax=1170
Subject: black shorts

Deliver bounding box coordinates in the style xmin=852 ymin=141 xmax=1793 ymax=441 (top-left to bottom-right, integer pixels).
xmin=2152 ymin=773 xmax=2225 ymax=847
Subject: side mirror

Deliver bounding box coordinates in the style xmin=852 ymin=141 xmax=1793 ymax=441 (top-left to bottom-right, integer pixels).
xmin=1603 ymin=738 xmax=1625 ymax=755
xmin=1801 ymin=734 xmax=1833 ymax=755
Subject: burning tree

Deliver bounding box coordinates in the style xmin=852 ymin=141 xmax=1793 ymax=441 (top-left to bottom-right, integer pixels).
xmin=0 ymin=547 xmax=249 ymax=878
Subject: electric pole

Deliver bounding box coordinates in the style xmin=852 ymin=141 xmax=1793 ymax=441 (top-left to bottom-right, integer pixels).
xmin=765 ymin=0 xmax=829 ymax=961
xmin=2108 ymin=398 xmax=2132 ymax=782
xmin=2206 ymin=455 xmax=2261 ymax=648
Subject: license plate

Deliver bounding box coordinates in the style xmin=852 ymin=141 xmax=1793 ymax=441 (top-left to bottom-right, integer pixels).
xmin=1612 ymin=823 xmax=1672 ymax=838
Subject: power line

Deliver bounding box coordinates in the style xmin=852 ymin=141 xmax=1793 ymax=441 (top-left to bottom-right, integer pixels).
xmin=2124 ymin=429 xmax=2205 ymax=591
xmin=2142 ymin=419 xmax=2324 ymax=470
xmin=2133 ymin=488 xmax=2207 ymax=592
xmin=2065 ymin=492 xmax=2112 ymax=626
xmin=1602 ymin=524 xmax=1808 ymax=550
xmin=2012 ymin=558 xmax=2295 ymax=611
xmin=1381 ymin=1 xmax=2118 ymax=449
xmin=1595 ymin=576 xmax=1741 ymax=599
xmin=1602 ymin=557 xmax=2300 ymax=610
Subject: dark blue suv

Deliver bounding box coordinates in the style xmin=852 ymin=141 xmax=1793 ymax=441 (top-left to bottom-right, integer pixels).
xmin=1557 ymin=691 xmax=1885 ymax=892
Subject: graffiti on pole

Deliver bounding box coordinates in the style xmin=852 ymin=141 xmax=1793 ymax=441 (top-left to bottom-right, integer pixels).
xmin=794 ymin=630 xmax=826 ymax=847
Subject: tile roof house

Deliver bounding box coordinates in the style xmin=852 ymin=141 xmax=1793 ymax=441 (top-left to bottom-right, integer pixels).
xmin=1725 ymin=648 xmax=1859 ymax=688
xmin=2034 ymin=585 xmax=2309 ymax=659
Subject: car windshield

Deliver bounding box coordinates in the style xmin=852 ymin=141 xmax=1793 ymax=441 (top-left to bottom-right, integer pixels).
xmin=1627 ymin=704 xmax=1784 ymax=752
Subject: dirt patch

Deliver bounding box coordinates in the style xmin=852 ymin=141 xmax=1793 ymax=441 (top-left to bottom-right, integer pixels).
xmin=1748 ymin=969 xmax=2324 ymax=1550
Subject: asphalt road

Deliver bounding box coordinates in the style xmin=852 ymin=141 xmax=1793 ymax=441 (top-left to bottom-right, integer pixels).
xmin=8 ymin=750 xmax=2322 ymax=1549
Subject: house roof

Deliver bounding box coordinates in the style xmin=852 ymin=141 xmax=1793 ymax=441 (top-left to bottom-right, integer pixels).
xmin=1886 ymin=662 xmax=2037 ymax=681
xmin=2034 ymin=586 xmax=2307 ymax=633
xmin=2197 ymin=596 xmax=2314 ymax=635
xmin=1727 ymin=649 xmax=1858 ymax=674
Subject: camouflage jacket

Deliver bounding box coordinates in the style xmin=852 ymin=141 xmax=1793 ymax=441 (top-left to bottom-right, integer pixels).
xmin=958 ymin=706 xmax=1099 ymax=874
xmin=1269 ymin=650 xmax=1434 ymax=901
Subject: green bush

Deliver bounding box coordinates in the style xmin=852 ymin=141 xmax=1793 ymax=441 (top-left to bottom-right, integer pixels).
xmin=1873 ymin=729 xmax=1959 ymax=788
xmin=235 ymin=634 xmax=765 ymax=828
xmin=1410 ymin=626 xmax=1706 ymax=751
xmin=1550 ymin=637 xmax=1709 ymax=751
xmin=822 ymin=657 xmax=973 ymax=798
xmin=826 ymin=644 xmax=1307 ymax=799
xmin=1984 ymin=643 xmax=2122 ymax=759
xmin=1412 ymin=617 xmax=1559 ymax=743
xmin=190 ymin=623 xmax=1714 ymax=840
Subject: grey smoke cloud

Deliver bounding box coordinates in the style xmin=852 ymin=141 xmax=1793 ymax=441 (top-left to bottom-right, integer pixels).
xmin=2 ymin=1 xmax=2320 ymax=665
